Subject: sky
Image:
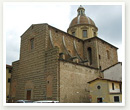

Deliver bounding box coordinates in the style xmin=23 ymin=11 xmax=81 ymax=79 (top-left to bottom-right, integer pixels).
xmin=4 ymin=3 xmax=123 ymax=65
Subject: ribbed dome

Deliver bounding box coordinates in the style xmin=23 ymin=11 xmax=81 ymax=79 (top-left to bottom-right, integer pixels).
xmin=68 ymin=5 xmax=97 ymax=29
xmin=67 ymin=5 xmax=98 ymax=39
xmin=69 ymin=15 xmax=96 ymax=28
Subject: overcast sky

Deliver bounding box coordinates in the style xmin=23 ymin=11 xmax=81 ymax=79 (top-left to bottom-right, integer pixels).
xmin=4 ymin=3 xmax=123 ymax=65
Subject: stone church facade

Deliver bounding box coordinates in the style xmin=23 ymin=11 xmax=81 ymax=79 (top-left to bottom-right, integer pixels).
xmin=10 ymin=6 xmax=119 ymax=103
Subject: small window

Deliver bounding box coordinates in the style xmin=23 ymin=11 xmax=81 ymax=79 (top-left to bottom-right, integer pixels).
xmin=83 ymin=30 xmax=87 ymax=38
xmin=94 ymin=32 xmax=96 ymax=37
xmin=78 ymin=11 xmax=80 ymax=15
xmin=9 ymin=69 xmax=12 ymax=73
xmin=81 ymin=10 xmax=83 ymax=15
xmin=106 ymin=50 xmax=110 ymax=59
xmin=59 ymin=53 xmax=64 ymax=59
xmin=99 ymin=55 xmax=101 ymax=59
xmin=114 ymin=96 xmax=119 ymax=102
xmin=99 ymin=66 xmax=102 ymax=70
xmin=112 ymin=83 xmax=114 ymax=90
xmin=72 ymin=32 xmax=75 ymax=36
xmin=87 ymin=47 xmax=92 ymax=65
xmin=55 ymin=30 xmax=58 ymax=33
xmin=7 ymin=95 xmax=9 ymax=98
xmin=97 ymin=85 xmax=101 ymax=89
xmin=8 ymin=78 xmax=11 ymax=83
xmin=30 ymin=38 xmax=34 ymax=49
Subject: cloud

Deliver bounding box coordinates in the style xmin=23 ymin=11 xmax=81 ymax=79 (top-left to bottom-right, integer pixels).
xmin=84 ymin=5 xmax=122 ymax=44
xmin=4 ymin=3 xmax=123 ymax=64
xmin=5 ymin=3 xmax=71 ymax=65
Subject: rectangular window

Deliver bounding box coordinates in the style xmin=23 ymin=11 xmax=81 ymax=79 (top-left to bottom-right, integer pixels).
xmin=99 ymin=66 xmax=102 ymax=70
xmin=119 ymin=84 xmax=122 ymax=93
xmin=99 ymin=55 xmax=101 ymax=59
xmin=8 ymin=78 xmax=11 ymax=83
xmin=112 ymin=83 xmax=114 ymax=90
xmin=72 ymin=32 xmax=75 ymax=36
xmin=114 ymin=96 xmax=119 ymax=102
xmin=83 ymin=30 xmax=87 ymax=38
xmin=106 ymin=50 xmax=110 ymax=59
xmin=30 ymin=38 xmax=34 ymax=49
xmin=94 ymin=32 xmax=96 ymax=37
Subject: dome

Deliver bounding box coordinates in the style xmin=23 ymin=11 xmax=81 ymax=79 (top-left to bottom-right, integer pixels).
xmin=68 ymin=5 xmax=97 ymax=29
xmin=67 ymin=5 xmax=98 ymax=39
xmin=69 ymin=15 xmax=96 ymax=28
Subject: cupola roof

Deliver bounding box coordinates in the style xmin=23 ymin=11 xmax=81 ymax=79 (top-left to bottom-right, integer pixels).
xmin=68 ymin=5 xmax=97 ymax=29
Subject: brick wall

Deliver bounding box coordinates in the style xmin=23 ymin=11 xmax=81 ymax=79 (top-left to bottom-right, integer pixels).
xmin=44 ymin=47 xmax=59 ymax=101
xmin=11 ymin=24 xmax=60 ymax=101
xmin=11 ymin=24 xmax=49 ymax=101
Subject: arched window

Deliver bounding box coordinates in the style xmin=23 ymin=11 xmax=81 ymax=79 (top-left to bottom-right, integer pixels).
xmin=87 ymin=47 xmax=92 ymax=65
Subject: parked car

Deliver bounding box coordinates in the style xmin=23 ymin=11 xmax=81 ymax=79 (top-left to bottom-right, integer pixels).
xmin=33 ymin=100 xmax=59 ymax=103
xmin=15 ymin=100 xmax=34 ymax=103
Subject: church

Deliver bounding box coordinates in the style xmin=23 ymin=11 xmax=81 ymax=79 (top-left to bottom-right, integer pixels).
xmin=10 ymin=5 xmax=120 ymax=103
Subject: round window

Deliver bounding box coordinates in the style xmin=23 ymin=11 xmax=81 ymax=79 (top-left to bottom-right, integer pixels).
xmin=97 ymin=85 xmax=101 ymax=89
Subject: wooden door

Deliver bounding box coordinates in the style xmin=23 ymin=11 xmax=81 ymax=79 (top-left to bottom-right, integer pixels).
xmin=26 ymin=90 xmax=31 ymax=100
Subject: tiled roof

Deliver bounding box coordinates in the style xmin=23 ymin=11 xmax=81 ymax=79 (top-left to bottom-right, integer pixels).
xmin=6 ymin=64 xmax=12 ymax=69
xmin=101 ymin=62 xmax=122 ymax=72
xmin=87 ymin=78 xmax=122 ymax=83
xmin=69 ymin=15 xmax=96 ymax=28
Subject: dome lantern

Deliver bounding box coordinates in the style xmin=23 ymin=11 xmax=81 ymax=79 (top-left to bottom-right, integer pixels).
xmin=77 ymin=5 xmax=85 ymax=16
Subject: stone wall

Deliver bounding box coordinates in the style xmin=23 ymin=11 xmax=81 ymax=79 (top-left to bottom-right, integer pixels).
xmin=97 ymin=38 xmax=118 ymax=70
xmin=59 ymin=60 xmax=101 ymax=103
xmin=48 ymin=26 xmax=84 ymax=61
xmin=84 ymin=38 xmax=99 ymax=68
xmin=84 ymin=37 xmax=118 ymax=70
xmin=10 ymin=23 xmax=119 ymax=102
xmin=48 ymin=26 xmax=118 ymax=71
xmin=67 ymin=24 xmax=98 ymax=40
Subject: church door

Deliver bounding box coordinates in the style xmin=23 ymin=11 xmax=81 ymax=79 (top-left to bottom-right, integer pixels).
xmin=26 ymin=90 xmax=31 ymax=100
